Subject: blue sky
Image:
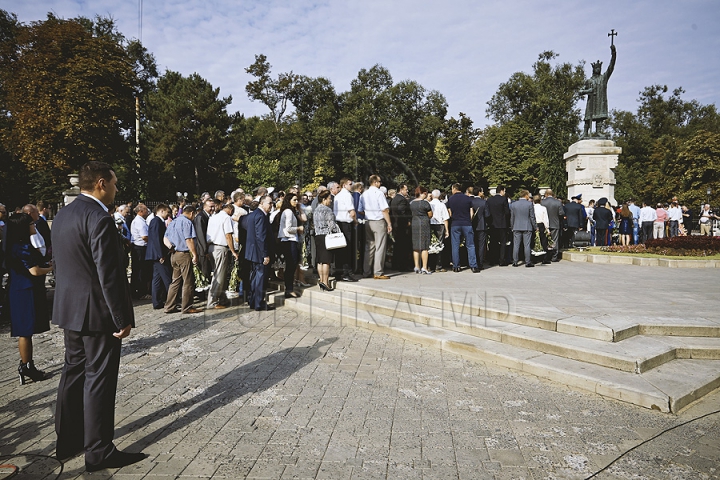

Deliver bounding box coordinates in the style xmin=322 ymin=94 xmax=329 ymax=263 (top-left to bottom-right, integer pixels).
xmin=7 ymin=0 xmax=720 ymax=128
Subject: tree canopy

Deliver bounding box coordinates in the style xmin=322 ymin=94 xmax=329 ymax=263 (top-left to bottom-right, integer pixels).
xmin=1 ymin=9 xmax=718 ymax=210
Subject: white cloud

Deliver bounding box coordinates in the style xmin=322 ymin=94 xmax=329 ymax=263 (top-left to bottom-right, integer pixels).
xmin=8 ymin=0 xmax=720 ymax=127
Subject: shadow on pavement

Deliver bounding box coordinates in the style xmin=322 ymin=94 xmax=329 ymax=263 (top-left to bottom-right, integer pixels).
xmin=115 ymin=337 xmax=338 ymax=452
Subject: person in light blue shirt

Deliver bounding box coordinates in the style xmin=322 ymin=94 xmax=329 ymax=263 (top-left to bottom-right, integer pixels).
xmin=163 ymin=206 xmax=201 ymax=314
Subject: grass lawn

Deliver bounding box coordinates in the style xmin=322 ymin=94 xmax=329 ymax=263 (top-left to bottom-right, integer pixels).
xmin=579 ymin=247 xmax=720 ymax=260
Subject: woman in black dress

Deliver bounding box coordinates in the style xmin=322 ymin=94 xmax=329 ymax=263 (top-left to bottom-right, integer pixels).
xmin=618 ymin=203 xmax=633 ymax=246
xmin=410 ymin=186 xmax=433 ymax=274
xmin=7 ymin=213 xmax=53 ymax=384
xmin=312 ymin=190 xmax=337 ymax=291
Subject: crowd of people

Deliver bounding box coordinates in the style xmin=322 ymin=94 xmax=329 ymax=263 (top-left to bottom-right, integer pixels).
xmin=1 ymin=178 xmax=718 ymax=382
xmin=0 ymin=160 xmax=718 ymax=471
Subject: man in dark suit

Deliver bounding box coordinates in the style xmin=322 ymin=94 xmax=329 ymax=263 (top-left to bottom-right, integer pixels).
xmin=510 ymin=190 xmax=538 ymax=267
xmin=245 ymin=195 xmax=275 ymax=311
xmin=486 ymin=185 xmax=511 ymax=266
xmin=193 ymin=198 xmax=214 ymax=280
xmin=541 ymin=189 xmax=565 ymax=262
xmin=35 ymin=201 xmax=53 ymax=259
xmin=52 ymin=161 xmax=145 ymax=471
xmin=471 ymin=187 xmax=489 ymax=271
xmin=564 ymin=194 xmax=586 ymax=247
xmin=390 ymin=184 xmax=412 ymax=271
xmin=145 ymin=204 xmax=172 ymax=309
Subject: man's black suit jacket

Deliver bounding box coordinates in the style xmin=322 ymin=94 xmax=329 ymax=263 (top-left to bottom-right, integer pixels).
xmin=471 ymin=197 xmax=489 ymax=231
xmin=390 ymin=194 xmax=410 ymax=229
xmin=564 ymin=202 xmax=586 ymax=229
xmin=193 ymin=210 xmax=210 ymax=255
xmin=486 ymin=195 xmax=510 ymax=229
xmin=244 ymin=208 xmax=272 ymax=264
xmin=145 ymin=215 xmax=169 ymax=261
xmin=51 ymin=194 xmax=134 ymax=333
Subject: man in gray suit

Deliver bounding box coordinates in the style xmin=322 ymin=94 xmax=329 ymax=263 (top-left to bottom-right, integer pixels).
xmin=510 ymin=190 xmax=538 ymax=268
xmin=52 ymin=161 xmax=146 ymax=471
xmin=541 ymin=189 xmax=564 ymax=262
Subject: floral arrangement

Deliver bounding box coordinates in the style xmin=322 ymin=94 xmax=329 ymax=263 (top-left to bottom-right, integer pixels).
xmin=600 ymin=236 xmax=720 ymax=257
xmin=193 ymin=263 xmax=210 ymax=292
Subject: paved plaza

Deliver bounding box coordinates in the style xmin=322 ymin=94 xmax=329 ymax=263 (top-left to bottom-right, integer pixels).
xmin=1 ymin=260 xmax=719 ymax=479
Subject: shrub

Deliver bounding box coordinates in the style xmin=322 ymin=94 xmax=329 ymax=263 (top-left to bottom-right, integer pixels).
xmin=600 ymin=236 xmax=720 ymax=256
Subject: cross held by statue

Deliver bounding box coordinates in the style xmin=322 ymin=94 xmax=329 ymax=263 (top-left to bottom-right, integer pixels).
xmin=608 ymin=29 xmax=617 ymax=46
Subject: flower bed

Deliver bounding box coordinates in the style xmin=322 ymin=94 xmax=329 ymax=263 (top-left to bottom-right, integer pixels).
xmin=600 ymin=236 xmax=720 ymax=257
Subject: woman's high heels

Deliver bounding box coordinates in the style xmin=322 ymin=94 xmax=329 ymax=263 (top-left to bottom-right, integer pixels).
xmin=18 ymin=360 xmax=48 ymax=385
xmin=318 ymin=282 xmax=333 ymax=292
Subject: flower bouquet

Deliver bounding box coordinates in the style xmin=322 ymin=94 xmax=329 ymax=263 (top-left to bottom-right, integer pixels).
xmin=193 ymin=263 xmax=210 ymax=292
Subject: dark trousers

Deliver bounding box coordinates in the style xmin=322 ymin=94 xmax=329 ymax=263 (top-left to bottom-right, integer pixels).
xmin=151 ymin=260 xmax=172 ymax=309
xmin=355 ymin=223 xmax=365 ymax=274
xmin=335 ymin=222 xmax=354 ymax=275
xmin=55 ymin=329 xmax=121 ymax=465
xmin=281 ymin=241 xmax=299 ymax=293
xmin=474 ymin=230 xmax=487 ymax=268
xmin=489 ymin=227 xmax=507 ymax=265
xmin=548 ymin=228 xmax=561 ymax=260
xmin=641 ymin=221 xmax=654 ymax=243
xmin=536 ymin=224 xmax=550 ymax=263
xmin=249 ymin=261 xmax=268 ymax=310
xmin=596 ymin=228 xmax=608 ymax=246
xmin=391 ymin=223 xmax=412 ymax=271
xmin=668 ymin=220 xmax=679 ymax=237
xmin=131 ymin=245 xmax=149 ymax=297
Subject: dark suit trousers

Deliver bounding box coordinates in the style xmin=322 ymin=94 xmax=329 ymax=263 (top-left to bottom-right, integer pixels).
xmin=489 ymin=227 xmax=507 ymax=265
xmin=249 ymin=261 xmax=267 ymax=310
xmin=641 ymin=222 xmax=654 ymax=244
xmin=474 ymin=230 xmax=487 ymax=268
xmin=131 ymin=245 xmax=150 ymax=297
xmin=152 ymin=260 xmax=172 ymax=309
xmin=336 ymin=221 xmax=355 ymax=274
xmin=56 ymin=329 xmax=121 ymax=465
xmin=548 ymin=228 xmax=561 ymax=260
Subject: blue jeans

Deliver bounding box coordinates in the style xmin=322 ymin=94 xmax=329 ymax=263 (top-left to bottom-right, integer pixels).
xmin=451 ymin=225 xmax=477 ymax=269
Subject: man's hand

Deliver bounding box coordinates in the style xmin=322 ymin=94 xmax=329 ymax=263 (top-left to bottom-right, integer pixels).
xmin=192 ymin=254 xmax=198 ymax=265
xmin=263 ymin=256 xmax=270 ymax=265
xmin=113 ymin=325 xmax=132 ymax=339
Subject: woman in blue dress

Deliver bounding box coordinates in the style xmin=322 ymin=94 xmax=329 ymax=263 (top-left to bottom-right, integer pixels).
xmin=7 ymin=213 xmax=53 ymax=384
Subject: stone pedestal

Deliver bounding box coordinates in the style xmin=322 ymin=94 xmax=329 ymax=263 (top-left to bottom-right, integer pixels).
xmin=565 ymin=139 xmax=621 ymax=206
xmin=63 ymin=174 xmax=80 ymax=205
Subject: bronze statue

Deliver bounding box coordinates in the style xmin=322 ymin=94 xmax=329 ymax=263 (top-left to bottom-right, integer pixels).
xmin=580 ymin=35 xmax=616 ymax=139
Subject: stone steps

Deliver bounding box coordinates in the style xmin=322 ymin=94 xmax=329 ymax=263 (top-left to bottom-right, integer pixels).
xmin=279 ymin=286 xmax=720 ymax=413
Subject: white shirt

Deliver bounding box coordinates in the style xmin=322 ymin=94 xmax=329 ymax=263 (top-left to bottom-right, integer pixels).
xmin=206 ymin=210 xmax=233 ymax=247
xmin=333 ymin=188 xmax=355 ymax=223
xmin=429 ymin=198 xmax=449 ymax=224
xmin=31 ymin=232 xmax=47 ymax=257
xmin=534 ymin=203 xmax=549 ymax=228
xmin=131 ymin=215 xmax=149 ymax=246
xmin=361 ymin=186 xmax=389 ymax=221
xmin=639 ymin=206 xmax=658 ymax=223
xmin=667 ymin=206 xmax=683 ymax=222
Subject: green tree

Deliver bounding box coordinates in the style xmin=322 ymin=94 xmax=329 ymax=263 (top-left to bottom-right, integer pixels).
xmin=0 ymin=11 xmax=153 ymax=201
xmin=245 ymin=54 xmax=297 ymax=132
xmin=484 ymin=51 xmax=586 ymax=196
xmin=611 ymin=85 xmax=720 ymax=204
xmin=144 ymin=71 xmax=233 ymax=199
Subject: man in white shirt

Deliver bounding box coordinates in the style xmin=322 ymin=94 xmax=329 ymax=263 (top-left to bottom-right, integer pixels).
xmin=666 ymin=202 xmax=683 ymax=238
xmin=333 ymin=177 xmax=357 ymax=282
xmin=206 ymin=203 xmax=239 ymax=308
xmin=130 ymin=204 xmax=151 ymax=299
xmin=638 ymin=202 xmax=657 ymax=244
xmin=429 ymin=190 xmax=450 ymax=272
xmin=699 ymin=204 xmax=716 ymax=236
xmin=359 ymin=175 xmax=392 ymax=279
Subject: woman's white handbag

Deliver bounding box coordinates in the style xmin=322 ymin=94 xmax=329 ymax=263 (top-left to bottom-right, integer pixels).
xmin=325 ymin=231 xmax=347 ymax=250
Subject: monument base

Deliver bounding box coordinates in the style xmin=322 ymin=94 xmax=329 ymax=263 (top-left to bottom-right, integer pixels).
xmin=565 ymin=139 xmax=621 ymax=206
